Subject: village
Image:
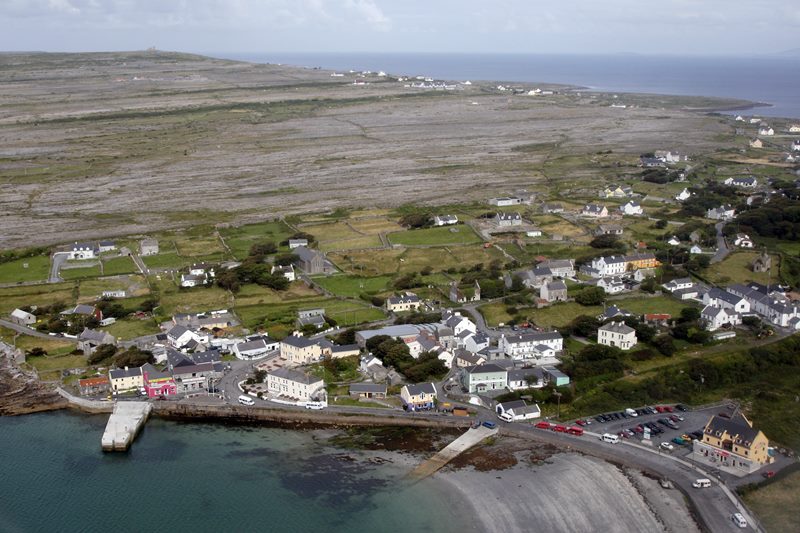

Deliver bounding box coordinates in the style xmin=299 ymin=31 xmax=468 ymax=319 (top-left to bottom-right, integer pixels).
xmin=2 ymin=108 xmax=800 ymax=532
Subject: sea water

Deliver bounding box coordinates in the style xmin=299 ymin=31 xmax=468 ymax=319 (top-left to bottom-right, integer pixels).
xmin=219 ymin=52 xmax=800 ymax=119
xmin=0 ymin=412 xmax=470 ymax=533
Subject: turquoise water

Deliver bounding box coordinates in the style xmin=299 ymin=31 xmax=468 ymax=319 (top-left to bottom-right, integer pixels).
xmin=0 ymin=412 xmax=471 ymax=533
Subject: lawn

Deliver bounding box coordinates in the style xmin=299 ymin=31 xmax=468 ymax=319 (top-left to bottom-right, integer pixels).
xmin=0 ymin=255 xmax=51 ymax=284
xmin=102 ymin=256 xmax=138 ymax=275
xmin=527 ymin=302 xmax=604 ymax=328
xmin=235 ymin=297 xmax=384 ymax=330
xmin=704 ymin=252 xmax=779 ymax=285
xmin=317 ymin=235 xmax=382 ymax=252
xmin=388 ymin=226 xmax=482 ymax=246
xmin=0 ymin=328 xmax=77 ymax=357
xmin=219 ymin=220 xmax=295 ymax=259
xmin=158 ymin=286 xmax=233 ymax=316
xmin=313 ymin=275 xmax=392 ymax=298
xmin=611 ymin=295 xmax=698 ymax=317
xmin=743 ymin=471 xmax=800 ymax=533
xmin=303 ymin=221 xmax=362 ymax=242
xmin=27 ymin=353 xmax=87 ymax=372
xmin=329 ymin=249 xmax=406 ymax=276
xmin=172 ymin=233 xmax=226 ymax=258
xmin=0 ymin=284 xmax=75 ymax=315
xmin=103 ymin=318 xmax=160 ymax=340
xmin=233 ymin=282 xmax=320 ymax=307
xmin=477 ymin=302 xmax=515 ymax=327
xmin=348 ymin=217 xmax=403 ymax=235
xmin=78 ymin=275 xmax=150 ymax=301
xmin=331 ymin=397 xmax=390 ymax=409
xmin=60 ymin=264 xmax=102 ymax=280
xmin=142 ymin=252 xmax=192 ymax=270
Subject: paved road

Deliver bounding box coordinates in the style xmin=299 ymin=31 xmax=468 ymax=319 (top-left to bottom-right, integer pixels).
xmin=711 ymin=222 xmax=730 ymax=264
xmin=0 ymin=319 xmax=66 ymax=340
xmin=49 ymin=252 xmax=68 ymax=283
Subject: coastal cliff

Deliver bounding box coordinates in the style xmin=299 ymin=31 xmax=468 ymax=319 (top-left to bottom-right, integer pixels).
xmin=0 ymin=349 xmax=67 ymax=416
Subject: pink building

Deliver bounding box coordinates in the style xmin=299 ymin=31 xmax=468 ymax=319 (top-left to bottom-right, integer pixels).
xmin=143 ymin=365 xmax=177 ymax=397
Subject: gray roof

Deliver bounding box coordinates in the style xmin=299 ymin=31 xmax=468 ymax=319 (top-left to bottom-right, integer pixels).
xmin=331 ymin=344 xmax=360 ymax=353
xmin=270 ymin=367 xmax=322 ymax=385
xmin=109 ymin=366 xmax=142 ymax=379
xmin=507 ymin=368 xmax=544 ymax=381
xmin=78 ymin=327 xmax=111 ymax=343
xmin=167 ymin=325 xmax=191 ymax=338
xmin=497 ymin=399 xmax=527 ymax=410
xmin=281 ymin=335 xmax=318 ymax=349
xmin=707 ymin=288 xmax=745 ymax=306
xmin=505 ymin=331 xmax=562 ymax=344
xmin=236 ymin=338 xmax=269 ymax=352
xmin=546 ymin=280 xmax=567 ymax=291
xmin=599 ymin=321 xmax=635 ymax=334
xmin=387 ymin=294 xmax=420 ymax=305
xmin=404 ymin=382 xmax=437 ymax=396
xmin=705 ymin=414 xmax=760 ymax=445
xmin=172 ymin=362 xmax=218 ymax=377
xmin=293 ymin=246 xmax=321 ymax=262
xmin=538 ymin=259 xmax=573 ymax=270
xmin=191 ymin=349 xmax=223 ymax=365
xmin=466 ymin=363 xmax=508 ymax=374
xmin=349 ymin=383 xmax=387 ymax=394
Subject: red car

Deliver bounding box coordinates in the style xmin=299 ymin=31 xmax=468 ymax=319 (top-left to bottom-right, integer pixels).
xmin=762 ymin=471 xmax=775 ymax=478
xmin=574 ymin=419 xmax=587 ymax=426
xmin=655 ymin=406 xmax=666 ymax=413
xmin=632 ymin=425 xmax=644 ymax=434
xmin=663 ymin=406 xmax=674 ymax=413
xmin=553 ymin=425 xmax=567 ymax=433
xmin=567 ymin=426 xmax=584 ymax=436
xmin=535 ymin=421 xmax=553 ymax=430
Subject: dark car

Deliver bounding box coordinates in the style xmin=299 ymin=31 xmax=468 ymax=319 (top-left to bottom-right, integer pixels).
xmin=718 ymin=412 xmax=731 ymax=419
xmin=675 ymin=404 xmax=688 ymax=412
xmin=658 ymin=418 xmax=671 ymax=426
xmin=636 ymin=408 xmax=648 ymax=416
xmin=691 ymin=430 xmax=704 ymax=439
xmin=595 ymin=416 xmax=605 ymax=424
xmin=645 ymin=406 xmax=657 ymax=415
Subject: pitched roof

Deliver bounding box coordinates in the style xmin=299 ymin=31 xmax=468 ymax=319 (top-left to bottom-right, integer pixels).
xmin=281 ymin=335 xmax=317 ymax=349
xmin=599 ymin=321 xmax=635 ymax=334
xmin=404 ymin=382 xmax=437 ymax=396
xmin=269 ymin=367 xmax=322 ymax=385
xmin=704 ymin=414 xmax=760 ymax=445
xmin=466 ymin=363 xmax=508 ymax=374
xmin=293 ymin=246 xmax=321 ymax=262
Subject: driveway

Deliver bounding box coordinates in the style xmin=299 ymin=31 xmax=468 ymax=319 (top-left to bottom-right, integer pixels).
xmin=49 ymin=252 xmax=68 ymax=282
xmin=711 ymin=222 xmax=730 ymax=264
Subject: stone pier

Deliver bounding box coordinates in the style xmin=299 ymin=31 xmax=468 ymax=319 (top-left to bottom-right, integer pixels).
xmin=101 ymin=401 xmax=152 ymax=451
xmin=410 ymin=425 xmax=498 ymax=479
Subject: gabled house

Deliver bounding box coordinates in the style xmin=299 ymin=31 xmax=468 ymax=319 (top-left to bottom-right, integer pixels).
xmin=60 ymin=304 xmax=102 ymax=322
xmin=271 ymin=264 xmax=296 ymax=282
xmin=662 ymin=278 xmax=694 ymax=293
xmin=542 ymin=203 xmax=564 ymax=214
xmin=535 ymin=259 xmax=575 ymax=278
xmin=701 ymin=305 xmax=741 ymax=331
xmin=724 ymin=176 xmax=758 ymax=188
xmin=693 ymin=413 xmax=773 ymax=473
xmin=619 ymin=201 xmax=643 ymax=216
xmin=496 ymin=399 xmax=541 ymax=421
xmin=10 ymin=308 xmax=36 ymax=326
xmin=233 ymin=336 xmax=279 ymax=360
xmin=288 ymin=239 xmax=309 ymax=250
xmin=599 ymin=184 xmax=633 ymax=199
xmin=166 ymin=325 xmax=205 ymax=350
xmin=734 ymin=234 xmax=754 ymax=248
xmin=293 ymin=246 xmax=328 ymax=275
xmin=675 ymin=188 xmax=692 ymax=202
xmin=498 ymin=332 xmax=563 ymax=362
xmin=751 ymin=252 xmax=771 ymax=273
xmin=667 ymin=235 xmax=681 ymax=246
xmin=540 ymin=280 xmax=568 ymax=303
xmin=77 ymin=327 xmax=116 ymax=355
xmin=172 ymin=362 xmax=223 ymax=393
xmin=349 ymin=383 xmax=387 ymax=399
xmin=297 ymin=308 xmax=326 ymax=329
xmin=690 ymin=244 xmax=703 ymax=254
xmin=267 ymin=368 xmax=325 ymax=402
xmin=67 ymin=242 xmax=98 ymax=260
xmin=142 ymin=364 xmax=177 ymax=397
xmin=703 ymin=288 xmax=750 ymax=314
xmin=461 ymin=364 xmax=508 ymax=394
xmin=594 ymin=224 xmax=624 ymax=236
xmin=507 ymin=367 xmax=545 ymax=390
xmin=386 ymin=293 xmax=422 ymax=313
xmin=79 ymin=376 xmax=110 ymax=396
xmin=598 ymin=321 xmax=637 ymax=350
xmin=582 ymin=204 xmax=609 ymax=218
xmin=495 ymin=212 xmax=522 ymax=227
xmin=749 ymin=138 xmax=763 ymax=149
xmin=280 ymin=334 xmax=322 ymax=365
xmin=109 ymin=366 xmax=144 ymax=393
xmin=489 ymin=197 xmax=522 ymax=207
xmin=400 ymin=382 xmax=437 ymax=410
xmin=706 ymin=205 xmax=736 ymax=221
xmin=758 ymin=126 xmax=774 ymax=136
xmin=454 ymin=350 xmax=487 ymax=368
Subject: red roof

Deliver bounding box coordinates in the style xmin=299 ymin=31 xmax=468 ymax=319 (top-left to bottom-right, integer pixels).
xmin=79 ymin=376 xmax=109 ymax=387
xmin=645 ymin=313 xmax=671 ymax=320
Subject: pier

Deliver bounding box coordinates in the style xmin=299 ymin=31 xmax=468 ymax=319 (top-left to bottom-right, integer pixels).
xmin=101 ymin=401 xmax=152 ymax=451
xmin=410 ymin=424 xmax=498 ymax=479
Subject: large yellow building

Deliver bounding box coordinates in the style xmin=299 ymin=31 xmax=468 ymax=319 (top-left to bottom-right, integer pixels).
xmin=693 ymin=413 xmax=773 ymax=474
xmin=626 ymin=252 xmax=661 ymax=270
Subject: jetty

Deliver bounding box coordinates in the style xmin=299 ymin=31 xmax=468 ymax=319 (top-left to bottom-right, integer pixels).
xmin=101 ymin=401 xmax=152 ymax=451
xmin=410 ymin=424 xmax=498 ymax=479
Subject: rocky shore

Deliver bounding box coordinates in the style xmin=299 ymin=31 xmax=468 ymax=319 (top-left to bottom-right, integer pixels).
xmin=0 ymin=348 xmax=66 ymax=416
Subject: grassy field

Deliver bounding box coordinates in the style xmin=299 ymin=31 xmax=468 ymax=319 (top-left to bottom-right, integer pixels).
xmin=142 ymin=252 xmax=191 ymax=270
xmin=219 ymin=220 xmax=294 ymax=259
xmin=102 ymin=256 xmax=138 ymax=275
xmin=743 ymin=471 xmax=800 ymax=533
xmin=0 ymin=284 xmax=75 ymax=314
xmin=158 ymin=285 xmax=233 ymax=316
xmin=103 ymin=318 xmax=160 ymax=340
xmin=348 ymin=217 xmax=403 ymax=235
xmin=171 ymin=231 xmax=227 ymax=258
xmin=705 ymin=252 xmax=779 ymax=285
xmin=235 ymin=296 xmax=384 ymax=331
xmin=329 ymin=249 xmax=406 ymax=276
xmin=233 ymin=282 xmax=320 ymax=307
xmin=0 ymin=327 xmax=76 ymax=356
xmin=60 ymin=264 xmax=102 ymax=280
xmin=387 ymin=225 xmax=482 ymax=246
xmin=0 ymin=255 xmax=51 ymax=284
xmin=27 ymin=353 xmax=87 ymax=372
xmin=77 ymin=275 xmax=150 ymax=301
xmin=317 ymin=235 xmax=383 ymax=252
xmin=612 ymin=295 xmax=698 ymax=316
xmin=313 ymin=275 xmax=392 ymax=298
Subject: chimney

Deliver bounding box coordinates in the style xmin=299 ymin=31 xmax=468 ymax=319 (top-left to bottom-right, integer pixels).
xmin=124 ymin=366 xmax=129 ymax=371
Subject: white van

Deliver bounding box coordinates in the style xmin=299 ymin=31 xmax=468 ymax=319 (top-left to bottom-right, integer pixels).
xmin=497 ymin=412 xmax=514 ymax=423
xmin=305 ymin=401 xmax=325 ymax=410
xmin=692 ymin=478 xmax=712 ymax=488
xmin=625 ymin=408 xmax=638 ymax=417
xmin=601 ymin=433 xmax=620 ymax=444
xmin=731 ymin=513 xmax=747 ymax=528
xmin=238 ymin=395 xmax=255 ymax=406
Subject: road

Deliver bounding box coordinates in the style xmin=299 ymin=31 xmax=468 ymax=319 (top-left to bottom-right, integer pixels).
xmin=711 ymin=222 xmax=730 ymax=264
xmin=49 ymin=252 xmax=68 ymax=283
xmin=0 ymin=319 xmax=67 ymax=340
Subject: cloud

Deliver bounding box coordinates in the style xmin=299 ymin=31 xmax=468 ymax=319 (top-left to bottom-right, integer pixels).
xmin=345 ymin=0 xmax=391 ymax=31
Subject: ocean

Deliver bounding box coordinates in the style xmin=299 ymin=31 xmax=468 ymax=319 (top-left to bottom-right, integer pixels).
xmin=218 ymin=52 xmax=800 ymax=119
xmin=0 ymin=412 xmax=469 ymax=533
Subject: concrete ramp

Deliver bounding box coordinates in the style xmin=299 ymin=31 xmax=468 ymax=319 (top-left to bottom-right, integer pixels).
xmin=101 ymin=401 xmax=152 ymax=452
xmin=410 ymin=425 xmax=498 ymax=479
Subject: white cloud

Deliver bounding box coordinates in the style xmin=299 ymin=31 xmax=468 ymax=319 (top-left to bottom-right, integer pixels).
xmin=345 ymin=0 xmax=391 ymax=31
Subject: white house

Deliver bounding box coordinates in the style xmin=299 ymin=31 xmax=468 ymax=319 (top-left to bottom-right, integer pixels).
xmin=703 ymin=288 xmax=750 ymax=314
xmin=386 ymin=293 xmax=422 ymax=313
xmin=433 ymin=215 xmax=458 ymax=226
xmin=597 ymin=321 xmax=637 ymax=350
xmin=288 ymin=239 xmax=309 ymax=250
xmin=507 ymin=368 xmax=545 ymax=390
xmin=667 ymin=236 xmax=681 ymax=246
xmin=582 ymin=204 xmax=609 ymax=218
xmin=166 ymin=325 xmax=206 ymax=350
xmin=489 ymin=197 xmax=521 ymax=207
xmin=267 ymin=368 xmax=325 ymax=402
xmin=233 ymin=336 xmax=279 ymax=360
xmin=792 ymin=140 xmax=800 ymax=152
xmin=690 ymin=244 xmax=703 ymax=254
xmin=140 ymin=238 xmax=159 ymax=256
xmin=271 ymin=264 xmax=296 ymax=282
xmin=496 ymin=399 xmax=541 ymax=421
xmin=495 ymin=212 xmax=522 ymax=227
xmin=590 ymin=255 xmax=628 ymax=277
xmin=789 ymin=125 xmax=800 ymax=133
xmin=67 ymin=242 xmax=98 ymax=260
xmin=662 ymin=277 xmax=694 ymax=293
xmin=706 ymin=205 xmax=736 ymax=221
xmin=10 ymin=308 xmax=36 ymax=326
xmin=724 ymin=176 xmax=758 ymax=188
xmin=526 ymin=228 xmax=543 ymax=238
xmin=443 ymin=311 xmax=477 ymax=337
xmin=675 ymin=188 xmax=692 ymax=202
xmin=498 ymin=332 xmax=563 ymax=363
xmin=619 ymin=201 xmax=643 ymax=216
xmin=758 ymin=127 xmax=774 ymax=136
xmin=701 ymin=305 xmax=741 ymax=331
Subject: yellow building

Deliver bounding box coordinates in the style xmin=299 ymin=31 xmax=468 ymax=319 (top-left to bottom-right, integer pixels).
xmin=280 ymin=335 xmax=323 ymax=365
xmin=626 ymin=252 xmax=661 ymax=270
xmin=108 ymin=366 xmax=144 ymax=393
xmin=693 ymin=413 xmax=773 ymax=474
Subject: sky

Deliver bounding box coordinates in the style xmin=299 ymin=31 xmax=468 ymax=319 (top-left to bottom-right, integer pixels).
xmin=1 ymin=0 xmax=799 ymax=56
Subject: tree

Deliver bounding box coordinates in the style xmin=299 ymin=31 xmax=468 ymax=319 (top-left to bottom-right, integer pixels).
xmin=564 ymin=315 xmax=600 ymax=338
xmin=589 ymin=234 xmax=624 ymax=251
xmin=679 ymin=307 xmax=701 ymax=323
xmin=574 ymin=286 xmax=606 ymax=306
xmin=25 ymin=347 xmax=47 ymax=358
xmin=273 ymin=253 xmax=296 ymax=266
xmin=216 ymin=270 xmax=241 ymax=292
xmin=249 ymin=241 xmax=277 ymax=257
xmin=113 ymin=347 xmax=154 ymax=368
xmin=652 ymin=335 xmax=675 ymax=356
xmin=398 ymin=213 xmax=432 ymax=229
xmin=254 ymin=369 xmax=267 ymax=382
xmin=88 ymin=344 xmax=117 ymax=365
xmin=686 ymin=254 xmax=711 ymax=271
xmin=654 ymin=219 xmax=668 ymax=229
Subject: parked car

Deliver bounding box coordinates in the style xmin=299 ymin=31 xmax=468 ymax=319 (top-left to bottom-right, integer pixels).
xmin=655 ymin=406 xmax=666 ymax=413
xmin=670 ymin=414 xmax=685 ymax=422
xmin=575 ymin=419 xmax=588 ymax=426
xmin=762 ymin=471 xmax=775 ymax=478
xmin=567 ymin=426 xmax=584 ymax=436
xmin=660 ymin=442 xmax=675 ymax=451
xmin=672 ymin=437 xmax=686 ymax=445
xmin=691 ymin=430 xmax=704 ymax=439
xmin=663 ymin=406 xmax=674 ymax=413
xmin=482 ymin=421 xmax=497 ymax=429
xmin=718 ymin=412 xmax=731 ymax=419
xmin=553 ymin=424 xmax=567 ymax=433
xmin=535 ymin=421 xmax=553 ymax=429
xmin=675 ymin=404 xmax=688 ymax=412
